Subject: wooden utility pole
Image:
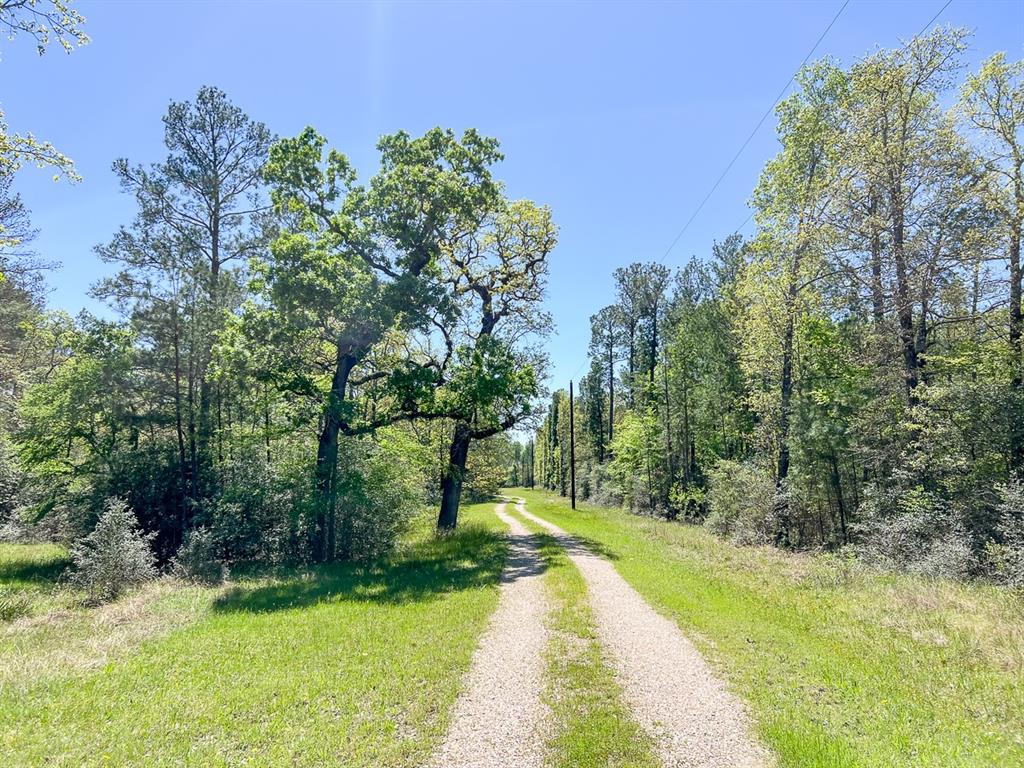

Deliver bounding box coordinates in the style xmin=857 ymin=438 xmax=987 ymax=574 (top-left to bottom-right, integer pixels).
xmin=569 ymin=380 xmax=576 ymax=509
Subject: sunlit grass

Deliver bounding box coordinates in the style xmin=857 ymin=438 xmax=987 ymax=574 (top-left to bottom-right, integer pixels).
xmin=511 ymin=488 xmax=1024 ymax=768
xmin=0 ymin=504 xmax=508 ymax=767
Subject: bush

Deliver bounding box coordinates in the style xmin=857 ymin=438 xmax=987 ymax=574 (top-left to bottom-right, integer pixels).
xmin=855 ymin=484 xmax=975 ymax=580
xmin=987 ymin=479 xmax=1024 ymax=589
xmin=705 ymin=460 xmax=779 ymax=545
xmin=172 ymin=527 xmax=228 ymax=585
xmin=586 ymin=462 xmax=622 ymax=508
xmin=333 ymin=431 xmax=426 ymax=561
xmin=70 ymin=497 xmax=157 ymax=602
xmin=205 ymin=462 xmax=296 ymax=564
xmin=0 ymin=434 xmax=19 ymax=522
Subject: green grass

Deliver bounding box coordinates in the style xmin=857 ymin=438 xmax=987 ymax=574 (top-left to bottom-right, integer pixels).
xmin=0 ymin=542 xmax=72 ymax=620
xmin=510 ymin=488 xmax=1024 ymax=768
xmin=0 ymin=504 xmax=508 ymax=767
xmin=508 ymin=508 xmax=659 ymax=768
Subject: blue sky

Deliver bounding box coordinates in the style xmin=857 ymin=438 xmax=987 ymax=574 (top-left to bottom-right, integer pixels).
xmin=2 ymin=0 xmax=1022 ymax=389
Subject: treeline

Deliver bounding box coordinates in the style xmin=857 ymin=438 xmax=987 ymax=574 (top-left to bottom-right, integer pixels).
xmin=529 ymin=30 xmax=1024 ymax=584
xmin=1 ymin=83 xmax=552 ymax=566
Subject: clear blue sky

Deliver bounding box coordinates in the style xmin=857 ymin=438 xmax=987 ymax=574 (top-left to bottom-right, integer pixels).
xmin=3 ymin=0 xmax=1022 ymax=389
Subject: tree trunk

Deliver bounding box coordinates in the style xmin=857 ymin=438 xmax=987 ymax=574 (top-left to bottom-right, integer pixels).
xmin=437 ymin=423 xmax=472 ymax=531
xmin=1010 ymin=185 xmax=1023 ymax=471
xmin=627 ymin=324 xmax=635 ymax=407
xmin=314 ymin=350 xmax=356 ymax=561
xmin=890 ymin=192 xmax=919 ymax=402
xmin=663 ymin=347 xmax=673 ymax=495
xmin=196 ymin=220 xmax=219 ymax=495
xmin=607 ymin=337 xmax=615 ymax=446
xmin=649 ymin=305 xmax=657 ymax=390
xmin=775 ymin=241 xmax=804 ymax=547
xmin=869 ymin=193 xmax=885 ymax=322
xmin=682 ymin=383 xmax=691 ymax=485
xmin=829 ymin=450 xmax=847 ymax=545
xmin=171 ymin=306 xmax=190 ymax=546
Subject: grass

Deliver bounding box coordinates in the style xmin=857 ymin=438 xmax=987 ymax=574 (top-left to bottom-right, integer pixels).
xmin=0 ymin=543 xmax=72 ymax=620
xmin=0 ymin=503 xmax=508 ymax=767
xmin=508 ymin=507 xmax=659 ymax=768
xmin=510 ymin=487 xmax=1024 ymax=768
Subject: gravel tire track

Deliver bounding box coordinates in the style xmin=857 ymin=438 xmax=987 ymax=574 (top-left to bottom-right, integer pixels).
xmin=514 ymin=499 xmax=772 ymax=768
xmin=427 ymin=503 xmax=550 ymax=768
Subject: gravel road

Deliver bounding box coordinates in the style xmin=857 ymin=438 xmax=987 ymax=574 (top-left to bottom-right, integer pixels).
xmin=427 ymin=504 xmax=550 ymax=768
xmin=515 ymin=499 xmax=771 ymax=768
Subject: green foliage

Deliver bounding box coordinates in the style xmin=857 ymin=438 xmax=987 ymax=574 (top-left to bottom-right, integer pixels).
xmin=607 ymin=409 xmax=664 ymax=513
xmin=0 ymin=1 xmax=88 ymax=183
xmin=464 ymin=436 xmax=513 ymax=500
xmin=332 ymin=430 xmax=428 ymax=560
xmin=987 ymin=479 xmax=1024 ymax=588
xmin=554 ymin=34 xmax=1024 ymax=584
xmin=854 ymin=481 xmax=976 ymax=580
xmin=171 ymin=527 xmax=227 ymax=585
xmin=69 ymin=498 xmax=157 ymax=603
xmin=705 ymin=460 xmax=779 ymax=545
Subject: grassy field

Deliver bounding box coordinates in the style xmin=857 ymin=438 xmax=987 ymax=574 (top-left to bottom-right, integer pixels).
xmin=513 ymin=511 xmax=659 ymax=768
xmin=511 ymin=487 xmax=1024 ymax=768
xmin=0 ymin=543 xmax=72 ymax=620
xmin=0 ymin=504 xmax=508 ymax=768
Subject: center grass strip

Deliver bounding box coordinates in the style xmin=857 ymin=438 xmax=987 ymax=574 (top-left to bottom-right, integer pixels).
xmin=0 ymin=504 xmax=508 ymax=768
xmin=509 ymin=507 xmax=660 ymax=768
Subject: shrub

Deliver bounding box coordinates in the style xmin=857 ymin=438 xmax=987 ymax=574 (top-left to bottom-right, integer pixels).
xmin=0 ymin=434 xmax=19 ymax=522
xmin=333 ymin=431 xmax=426 ymax=561
xmin=855 ymin=484 xmax=975 ymax=580
xmin=200 ymin=456 xmax=306 ymax=564
xmin=608 ymin=410 xmax=665 ymax=514
xmin=70 ymin=497 xmax=157 ymax=602
xmin=705 ymin=460 xmax=779 ymax=545
xmin=172 ymin=527 xmax=228 ymax=585
xmin=586 ymin=462 xmax=622 ymax=508
xmin=987 ymin=479 xmax=1024 ymax=589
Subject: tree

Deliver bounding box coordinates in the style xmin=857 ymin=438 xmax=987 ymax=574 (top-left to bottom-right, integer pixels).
xmin=257 ymin=126 xmax=505 ymax=557
xmin=95 ymin=87 xmax=272 ymax=525
xmin=434 ymin=199 xmax=555 ymax=530
xmin=960 ymin=52 xmax=1024 ymax=471
xmin=0 ymin=0 xmax=88 ymax=55
xmin=748 ymin=61 xmax=845 ymax=543
xmin=589 ymin=305 xmax=622 ymax=448
xmin=0 ymin=0 xmax=88 ymax=181
xmin=69 ymin=497 xmax=156 ymax=603
xmin=847 ymin=28 xmax=970 ymax=403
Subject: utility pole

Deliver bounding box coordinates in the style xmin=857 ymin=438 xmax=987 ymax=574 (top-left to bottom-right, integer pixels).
xmin=569 ymin=379 xmax=576 ymax=509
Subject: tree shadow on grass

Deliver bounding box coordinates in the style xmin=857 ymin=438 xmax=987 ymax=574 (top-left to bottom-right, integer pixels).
xmin=212 ymin=523 xmax=526 ymax=614
xmin=0 ymin=550 xmax=71 ymax=587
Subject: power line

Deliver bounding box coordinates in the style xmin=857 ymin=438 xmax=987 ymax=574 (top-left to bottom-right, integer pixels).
xmin=564 ymin=0 xmax=956 ymax=387
xmin=914 ymin=0 xmax=954 ymax=41
xmin=566 ymin=0 xmax=852 ymax=384
xmin=720 ymin=0 xmax=950 ymax=246
xmin=657 ymin=0 xmax=852 ymax=264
